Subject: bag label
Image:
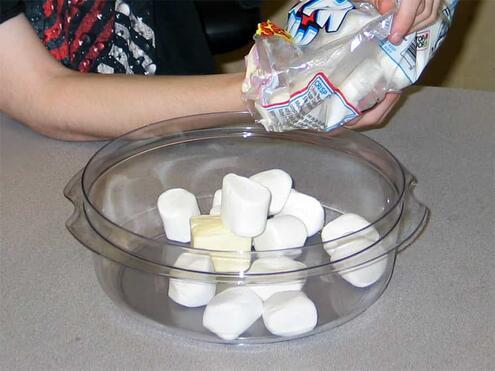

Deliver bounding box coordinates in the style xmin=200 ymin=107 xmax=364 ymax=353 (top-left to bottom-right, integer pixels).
xmin=379 ymin=0 xmax=458 ymax=84
xmin=261 ymin=72 xmax=359 ymax=131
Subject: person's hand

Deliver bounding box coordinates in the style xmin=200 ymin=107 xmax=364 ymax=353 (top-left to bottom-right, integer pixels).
xmin=345 ymin=0 xmax=442 ymax=129
xmin=345 ymin=92 xmax=401 ymax=129
xmin=370 ymin=0 xmax=442 ymax=44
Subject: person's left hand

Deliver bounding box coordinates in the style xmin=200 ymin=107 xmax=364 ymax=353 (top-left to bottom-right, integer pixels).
xmin=345 ymin=0 xmax=441 ymax=129
xmin=372 ymin=0 xmax=442 ymax=44
xmin=345 ymin=92 xmax=401 ymax=129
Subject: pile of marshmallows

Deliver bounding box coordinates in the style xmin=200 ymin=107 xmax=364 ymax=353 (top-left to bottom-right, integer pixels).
xmin=157 ymin=169 xmax=387 ymax=340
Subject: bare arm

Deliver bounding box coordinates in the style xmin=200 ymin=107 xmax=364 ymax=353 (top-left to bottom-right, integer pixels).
xmin=0 ymin=15 xmax=245 ymax=140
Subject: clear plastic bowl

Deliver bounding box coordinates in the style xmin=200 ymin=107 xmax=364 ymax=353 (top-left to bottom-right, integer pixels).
xmin=64 ymin=112 xmax=428 ymax=344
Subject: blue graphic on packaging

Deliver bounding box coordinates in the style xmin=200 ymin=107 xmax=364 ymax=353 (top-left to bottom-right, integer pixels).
xmin=288 ymin=0 xmax=355 ymax=45
xmin=314 ymin=78 xmax=329 ymax=94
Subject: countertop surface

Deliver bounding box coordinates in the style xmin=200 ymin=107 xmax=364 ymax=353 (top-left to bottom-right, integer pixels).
xmin=1 ymin=87 xmax=494 ymax=370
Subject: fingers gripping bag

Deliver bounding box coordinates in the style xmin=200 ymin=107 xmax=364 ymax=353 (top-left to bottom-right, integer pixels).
xmin=242 ymin=0 xmax=458 ymax=132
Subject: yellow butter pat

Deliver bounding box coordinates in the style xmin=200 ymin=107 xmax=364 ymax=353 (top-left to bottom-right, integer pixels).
xmin=191 ymin=216 xmax=251 ymax=273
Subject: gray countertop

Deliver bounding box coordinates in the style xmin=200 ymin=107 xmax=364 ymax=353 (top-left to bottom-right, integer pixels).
xmin=1 ymin=87 xmax=494 ymax=370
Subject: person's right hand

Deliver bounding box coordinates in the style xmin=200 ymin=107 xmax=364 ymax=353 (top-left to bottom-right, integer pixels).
xmin=344 ymin=92 xmax=401 ymax=129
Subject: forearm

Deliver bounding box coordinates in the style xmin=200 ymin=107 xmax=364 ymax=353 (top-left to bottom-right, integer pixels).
xmin=31 ymin=71 xmax=245 ymax=140
xmin=0 ymin=15 xmax=245 ymax=141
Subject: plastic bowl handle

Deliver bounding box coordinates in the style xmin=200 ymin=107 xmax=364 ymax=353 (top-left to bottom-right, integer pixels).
xmin=397 ymin=168 xmax=430 ymax=252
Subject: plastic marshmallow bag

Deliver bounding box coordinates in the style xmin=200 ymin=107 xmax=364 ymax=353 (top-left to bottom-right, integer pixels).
xmin=242 ymin=0 xmax=458 ymax=132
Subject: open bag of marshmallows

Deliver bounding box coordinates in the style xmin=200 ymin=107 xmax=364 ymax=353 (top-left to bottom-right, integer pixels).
xmin=242 ymin=0 xmax=458 ymax=132
xmin=157 ymin=169 xmax=388 ymax=340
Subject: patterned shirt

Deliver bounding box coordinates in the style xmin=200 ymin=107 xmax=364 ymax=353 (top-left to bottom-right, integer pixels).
xmin=0 ymin=0 xmax=218 ymax=75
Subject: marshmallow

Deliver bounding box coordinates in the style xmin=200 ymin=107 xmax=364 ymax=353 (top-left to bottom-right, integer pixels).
xmin=262 ymin=291 xmax=317 ymax=337
xmin=253 ymin=215 xmax=307 ymax=252
xmin=250 ymin=169 xmax=292 ymax=215
xmin=168 ymin=253 xmax=216 ymax=307
xmin=267 ymin=89 xmax=291 ymax=106
xmin=248 ymin=257 xmax=306 ymax=300
xmin=378 ymin=50 xmax=412 ymax=91
xmin=340 ymin=59 xmax=384 ymax=103
xmin=321 ymin=213 xmax=379 ymax=251
xmin=324 ymin=58 xmax=384 ymax=127
xmin=327 ymin=237 xmax=388 ymax=287
xmin=203 ymin=287 xmax=263 ymax=340
xmin=322 ymin=213 xmax=386 ymax=287
xmin=209 ymin=189 xmax=222 ymax=216
xmin=157 ymin=188 xmax=200 ymax=243
xmin=191 ymin=215 xmax=252 ymax=272
xmin=277 ymin=189 xmax=324 ymax=237
xmin=209 ymin=206 xmax=221 ymax=216
xmin=311 ymin=9 xmax=380 ymax=48
xmin=221 ymin=173 xmax=271 ymax=237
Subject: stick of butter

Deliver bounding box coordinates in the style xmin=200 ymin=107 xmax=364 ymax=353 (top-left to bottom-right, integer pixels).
xmin=191 ymin=215 xmax=252 ymax=273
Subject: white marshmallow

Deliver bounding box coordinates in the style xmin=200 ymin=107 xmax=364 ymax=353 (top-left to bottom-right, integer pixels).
xmin=327 ymin=237 xmax=388 ymax=288
xmin=203 ymin=287 xmax=263 ymax=340
xmin=262 ymin=291 xmax=317 ymax=337
xmin=333 ymin=10 xmax=379 ymax=40
xmin=212 ymin=189 xmax=222 ymax=205
xmin=277 ymin=189 xmax=324 ymax=237
xmin=378 ymin=50 xmax=412 ymax=91
xmin=324 ymin=58 xmax=384 ymax=127
xmin=209 ymin=189 xmax=222 ymax=216
xmin=250 ymin=169 xmax=293 ymax=215
xmin=339 ymin=59 xmax=384 ymax=104
xmin=248 ymin=257 xmax=306 ymax=300
xmin=321 ymin=213 xmax=386 ymax=287
xmin=221 ymin=173 xmax=271 ymax=237
xmin=310 ymin=9 xmax=380 ymax=49
xmin=209 ymin=206 xmax=221 ymax=216
xmin=253 ymin=215 xmax=307 ymax=252
xmin=168 ymin=253 xmax=216 ymax=307
xmin=321 ymin=213 xmax=379 ymax=250
xmin=267 ymin=89 xmax=291 ymax=106
xmin=157 ymin=188 xmax=200 ymax=243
